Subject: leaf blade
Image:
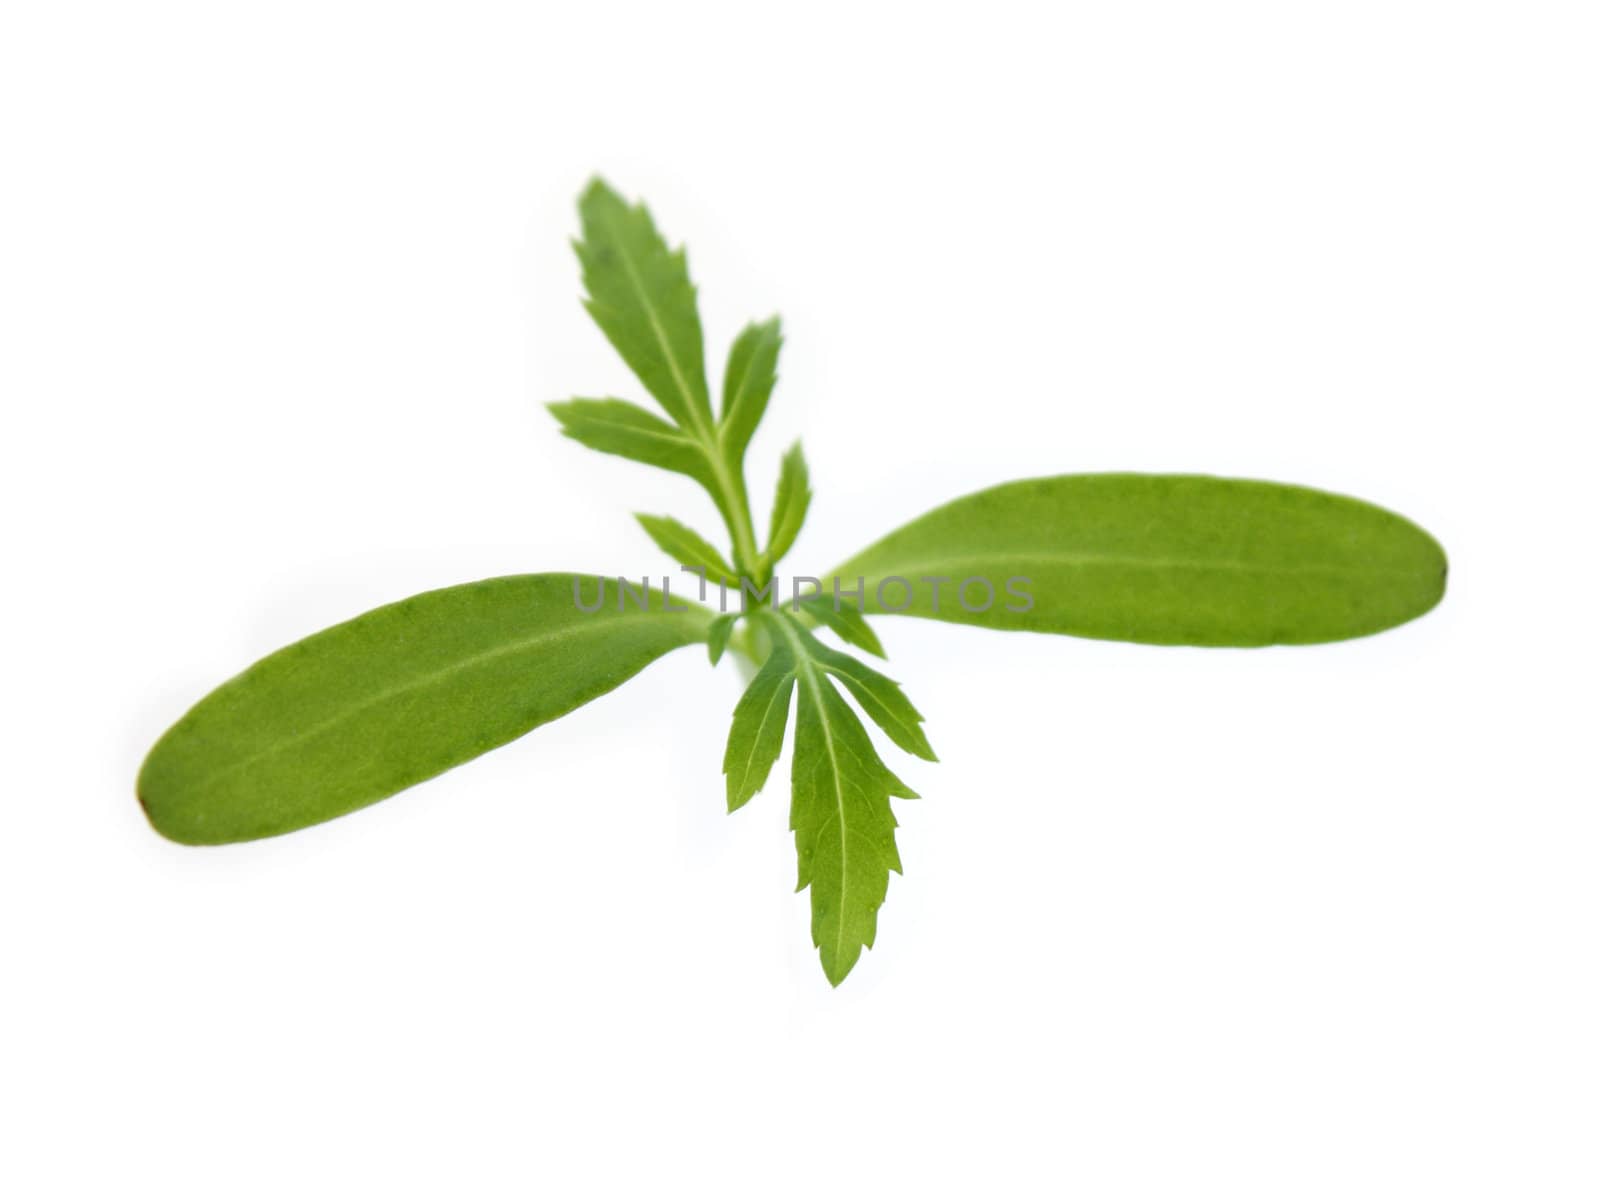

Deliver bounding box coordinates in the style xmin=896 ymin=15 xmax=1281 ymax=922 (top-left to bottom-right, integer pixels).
xmin=719 ymin=317 xmax=782 ymax=462
xmin=722 ymin=645 xmax=796 ymax=812
xmin=707 ymin=613 xmax=737 ymax=666
xmin=765 ymin=442 xmax=811 ymax=568
xmin=635 ymin=513 xmax=738 ymax=584
xmin=797 ymin=595 xmax=887 ymax=659
xmin=575 ymin=179 xmax=713 ymax=434
xmin=546 ymin=397 xmax=712 ymax=485
xmin=794 ymin=626 xmax=935 ymax=762
xmin=769 ymin=614 xmax=912 ymax=985
xmin=138 ymin=574 xmax=711 ymax=845
xmin=788 ymin=657 xmax=906 ymax=987
xmin=828 ymin=474 xmax=1447 ymax=646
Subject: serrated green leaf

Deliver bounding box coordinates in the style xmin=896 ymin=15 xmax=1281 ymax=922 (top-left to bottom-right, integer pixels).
xmin=138 ymin=574 xmax=711 ymax=845
xmin=575 ymin=179 xmax=714 ymax=435
xmin=719 ymin=317 xmax=782 ymax=463
xmin=636 ymin=513 xmax=738 ymax=584
xmin=546 ymin=397 xmax=712 ymax=484
xmin=885 ymin=777 xmax=921 ymax=801
xmin=829 ymin=474 xmax=1447 ymax=646
xmin=797 ymin=595 xmax=886 ymax=658
xmin=765 ymin=442 xmax=811 ymax=568
xmin=790 ymin=623 xmax=935 ymax=762
xmin=707 ymin=613 xmax=736 ymax=666
xmin=770 ymin=616 xmax=908 ymax=986
xmin=722 ymin=644 xmax=796 ymax=811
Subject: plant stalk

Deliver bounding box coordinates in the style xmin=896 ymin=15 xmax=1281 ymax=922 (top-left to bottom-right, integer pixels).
xmin=699 ymin=433 xmax=762 ymax=583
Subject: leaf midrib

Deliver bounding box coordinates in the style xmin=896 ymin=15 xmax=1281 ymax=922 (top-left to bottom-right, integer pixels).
xmin=719 ymin=328 xmax=772 ymax=438
xmin=840 ymin=549 xmax=1432 ymax=583
xmin=819 ymin=663 xmax=918 ymax=752
xmin=604 ymin=212 xmax=711 ymax=438
xmin=773 ymin=614 xmax=851 ymax=969
xmin=579 ymin=415 xmax=695 ymax=449
xmin=590 ymin=198 xmax=758 ymax=575
xmin=731 ymin=663 xmax=795 ymax=804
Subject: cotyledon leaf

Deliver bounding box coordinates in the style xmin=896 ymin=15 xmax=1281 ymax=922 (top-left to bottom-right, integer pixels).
xmin=138 ymin=574 xmax=712 ymax=845
xmin=828 ymin=473 xmax=1448 ymax=647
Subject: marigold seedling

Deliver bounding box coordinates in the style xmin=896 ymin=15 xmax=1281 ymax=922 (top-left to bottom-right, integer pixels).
xmin=138 ymin=179 xmax=1447 ymax=985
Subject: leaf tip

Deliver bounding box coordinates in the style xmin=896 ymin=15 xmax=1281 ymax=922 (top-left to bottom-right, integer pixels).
xmin=578 ymin=174 xmax=622 ymax=212
xmin=135 ymin=773 xmax=216 ymax=848
xmin=820 ymin=948 xmax=861 ymax=988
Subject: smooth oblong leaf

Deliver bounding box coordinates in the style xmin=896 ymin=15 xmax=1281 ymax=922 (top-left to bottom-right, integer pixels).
xmin=138 ymin=574 xmax=711 ymax=845
xmin=829 ymin=473 xmax=1447 ymax=647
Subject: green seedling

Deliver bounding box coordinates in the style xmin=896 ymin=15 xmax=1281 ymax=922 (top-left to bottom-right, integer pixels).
xmin=138 ymin=179 xmax=1447 ymax=985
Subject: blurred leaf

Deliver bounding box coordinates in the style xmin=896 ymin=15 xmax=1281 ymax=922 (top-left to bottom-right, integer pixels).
xmin=707 ymin=613 xmax=737 ymax=667
xmin=765 ymin=442 xmax=811 ymax=568
xmin=636 ymin=513 xmax=737 ymax=584
xmin=547 ymin=397 xmax=711 ymax=485
xmin=575 ymin=179 xmax=713 ymax=434
xmin=719 ymin=317 xmax=782 ymax=463
xmin=797 ymin=595 xmax=886 ymax=659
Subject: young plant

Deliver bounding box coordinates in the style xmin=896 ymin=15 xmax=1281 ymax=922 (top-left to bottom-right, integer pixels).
xmin=138 ymin=179 xmax=1448 ymax=986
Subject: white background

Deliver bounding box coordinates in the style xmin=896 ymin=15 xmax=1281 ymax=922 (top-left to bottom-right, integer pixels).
xmin=3 ymin=2 xmax=1596 ymax=1175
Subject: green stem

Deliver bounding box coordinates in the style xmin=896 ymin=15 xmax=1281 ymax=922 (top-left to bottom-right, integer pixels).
xmin=698 ymin=434 xmax=762 ymax=583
